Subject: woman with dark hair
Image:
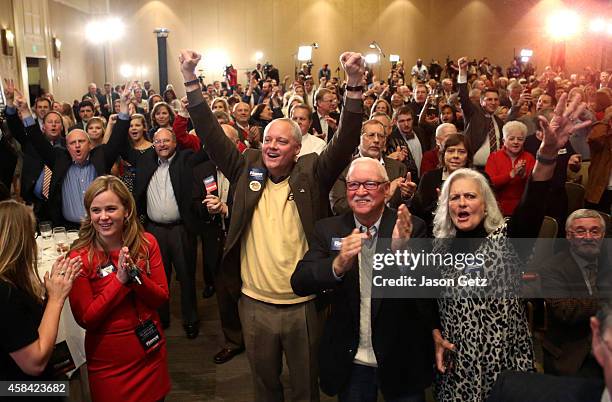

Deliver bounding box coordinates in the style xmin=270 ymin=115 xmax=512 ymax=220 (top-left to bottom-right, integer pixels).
xmin=433 ymin=94 xmax=591 ymax=402
xmin=247 ymin=103 xmax=274 ymax=148
xmin=147 ymin=102 xmax=175 ymax=141
xmin=0 ymin=200 xmax=81 ymax=401
xmin=112 ymin=114 xmax=152 ymax=193
xmin=69 ymin=175 xmax=170 ymax=402
xmin=410 ymin=133 xmax=472 ymax=232
xmin=162 ymin=88 xmax=181 ymax=112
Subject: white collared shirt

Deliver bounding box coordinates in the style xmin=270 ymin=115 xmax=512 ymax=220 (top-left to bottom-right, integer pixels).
xmin=146 ymin=153 xmax=181 ymax=223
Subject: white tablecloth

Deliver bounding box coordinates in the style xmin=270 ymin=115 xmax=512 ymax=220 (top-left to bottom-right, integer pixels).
xmin=36 ymin=238 xmax=86 ymax=377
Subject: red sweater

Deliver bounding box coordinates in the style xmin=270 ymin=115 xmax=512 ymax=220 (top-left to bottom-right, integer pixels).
xmin=485 ymin=148 xmax=535 ymax=216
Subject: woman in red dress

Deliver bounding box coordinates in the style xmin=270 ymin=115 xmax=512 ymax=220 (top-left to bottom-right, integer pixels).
xmin=69 ymin=175 xmax=170 ymax=402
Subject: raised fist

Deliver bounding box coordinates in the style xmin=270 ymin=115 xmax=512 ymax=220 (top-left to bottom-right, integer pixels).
xmin=340 ymin=52 xmax=365 ymax=85
xmin=179 ymin=50 xmax=202 ymax=80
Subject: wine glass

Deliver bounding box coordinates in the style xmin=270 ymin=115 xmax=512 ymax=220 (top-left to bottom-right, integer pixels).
xmin=39 ymin=222 xmax=52 ymax=241
xmin=53 ymin=227 xmax=68 ymax=255
xmin=67 ymin=229 xmax=79 ymax=243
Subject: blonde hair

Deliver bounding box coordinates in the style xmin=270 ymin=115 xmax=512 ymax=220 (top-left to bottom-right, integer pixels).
xmin=70 ymin=176 xmax=150 ymax=273
xmin=0 ymin=201 xmax=43 ymax=302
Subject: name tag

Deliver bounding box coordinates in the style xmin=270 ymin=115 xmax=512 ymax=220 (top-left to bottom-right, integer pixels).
xmin=135 ymin=319 xmax=162 ymax=353
xmin=96 ymin=262 xmax=116 ymax=278
xmin=331 ymin=237 xmax=342 ymax=251
xmin=558 ymin=148 xmax=567 ymax=155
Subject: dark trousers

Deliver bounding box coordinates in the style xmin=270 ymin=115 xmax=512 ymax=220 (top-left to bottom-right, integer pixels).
xmin=147 ymin=221 xmax=198 ymax=324
xmin=338 ymin=364 xmax=426 ymax=402
xmin=200 ymin=223 xmax=223 ymax=288
xmin=200 ymin=222 xmax=243 ymax=349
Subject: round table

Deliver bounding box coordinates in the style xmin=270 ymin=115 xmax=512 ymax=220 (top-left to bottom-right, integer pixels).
xmin=36 ymin=237 xmax=86 ymax=378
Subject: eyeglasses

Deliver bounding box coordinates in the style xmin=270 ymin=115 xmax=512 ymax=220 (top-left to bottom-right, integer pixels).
xmin=346 ymin=181 xmax=387 ymax=191
xmin=568 ymin=228 xmax=604 ymax=238
xmin=362 ymin=132 xmax=386 ymax=140
xmin=153 ymin=139 xmax=173 ymax=146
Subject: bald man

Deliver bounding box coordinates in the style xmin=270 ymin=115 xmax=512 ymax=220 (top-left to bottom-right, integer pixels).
xmin=10 ymin=83 xmax=130 ymax=228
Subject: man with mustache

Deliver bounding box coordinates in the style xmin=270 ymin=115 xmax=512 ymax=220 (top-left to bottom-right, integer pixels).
xmin=180 ymin=48 xmax=364 ymax=401
xmin=330 ymin=119 xmax=415 ymax=215
xmin=292 ymin=157 xmax=438 ymax=401
xmin=541 ymin=209 xmax=610 ymax=376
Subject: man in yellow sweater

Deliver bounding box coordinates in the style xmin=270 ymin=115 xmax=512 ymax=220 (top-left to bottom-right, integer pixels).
xmin=181 ymin=49 xmax=365 ymax=401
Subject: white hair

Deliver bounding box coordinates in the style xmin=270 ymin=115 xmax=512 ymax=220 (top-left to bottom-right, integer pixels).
xmin=502 ymin=120 xmax=528 ymax=139
xmin=565 ymin=209 xmax=606 ymax=232
xmin=263 ymin=118 xmax=302 ymax=145
xmin=433 ymin=168 xmax=505 ymax=238
xmin=435 ymin=123 xmax=457 ymax=138
xmin=346 ymin=157 xmax=389 ymax=182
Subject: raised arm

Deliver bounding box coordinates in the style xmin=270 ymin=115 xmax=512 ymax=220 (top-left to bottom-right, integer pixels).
xmin=14 ymin=90 xmax=57 ymax=169
xmin=3 ymin=78 xmax=28 ymax=145
xmin=102 ymin=85 xmax=131 ymax=171
xmin=456 ymin=57 xmax=476 ymax=122
xmin=174 ymin=97 xmax=201 ymax=151
xmin=180 ymin=50 xmax=245 ymax=183
xmin=315 ymin=52 xmax=365 ymax=191
xmin=508 ymin=93 xmax=591 ymax=238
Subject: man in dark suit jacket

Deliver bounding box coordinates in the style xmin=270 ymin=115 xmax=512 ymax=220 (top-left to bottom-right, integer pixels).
xmin=191 ymin=126 xmax=244 ymax=363
xmin=100 ymin=83 xmax=119 ymax=119
xmin=292 ymin=157 xmax=437 ymax=401
xmin=6 ymin=108 xmax=65 ymax=222
xmin=183 ymin=49 xmax=364 ymax=401
xmin=123 ymin=117 xmax=209 ymax=338
xmin=69 ymin=100 xmax=95 ymax=132
xmin=386 ymin=106 xmax=429 ymax=182
xmin=10 ymin=89 xmax=128 ymax=228
xmin=541 ymin=209 xmax=609 ymax=377
xmin=311 ymin=87 xmax=339 ymax=142
xmin=0 ymin=125 xmax=17 ymax=193
xmin=330 ymin=119 xmax=413 ymax=215
xmin=457 ymin=57 xmax=503 ymax=169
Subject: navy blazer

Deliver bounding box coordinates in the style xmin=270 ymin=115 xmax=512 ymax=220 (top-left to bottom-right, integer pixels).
xmin=291 ymin=207 xmax=438 ymax=399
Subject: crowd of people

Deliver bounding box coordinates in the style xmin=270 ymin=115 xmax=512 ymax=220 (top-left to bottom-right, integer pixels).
xmin=0 ymin=46 xmax=610 ymax=402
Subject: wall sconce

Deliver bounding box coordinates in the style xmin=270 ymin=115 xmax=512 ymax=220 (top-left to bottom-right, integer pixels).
xmin=52 ymin=37 xmax=61 ymax=59
xmin=1 ymin=29 xmax=15 ymax=56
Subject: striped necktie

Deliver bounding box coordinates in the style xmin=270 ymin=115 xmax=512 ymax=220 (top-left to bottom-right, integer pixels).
xmin=42 ymin=165 xmax=52 ymax=199
xmin=486 ymin=116 xmax=497 ymax=154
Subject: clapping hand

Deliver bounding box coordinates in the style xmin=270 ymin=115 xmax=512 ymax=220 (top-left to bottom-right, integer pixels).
xmin=398 ymin=172 xmax=417 ymax=199
xmin=332 ymin=228 xmax=367 ymax=277
xmin=510 ymin=159 xmax=527 ymax=178
xmin=391 ymin=204 xmax=413 ymax=251
xmin=45 ymin=255 xmax=82 ymax=303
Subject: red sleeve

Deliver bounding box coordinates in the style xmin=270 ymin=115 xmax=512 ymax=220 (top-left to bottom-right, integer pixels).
xmin=173 ymin=114 xmax=201 ymax=151
xmin=485 ymin=151 xmax=512 ymax=188
xmin=131 ymin=233 xmax=169 ymax=310
xmin=68 ymin=249 xmax=131 ymax=331
xmin=420 ymin=149 xmax=439 ymax=176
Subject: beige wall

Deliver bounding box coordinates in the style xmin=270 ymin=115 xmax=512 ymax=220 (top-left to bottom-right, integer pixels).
xmin=97 ymin=0 xmax=612 ymax=93
xmin=0 ymin=0 xmax=19 ymax=87
xmin=5 ymin=0 xmax=612 ymax=102
xmin=48 ymin=1 xmax=94 ymax=101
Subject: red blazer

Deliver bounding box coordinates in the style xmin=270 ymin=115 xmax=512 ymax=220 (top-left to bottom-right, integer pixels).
xmin=485 ymin=147 xmax=535 ymax=216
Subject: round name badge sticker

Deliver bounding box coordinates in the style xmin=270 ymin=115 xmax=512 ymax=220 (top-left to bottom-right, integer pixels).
xmin=249 ymin=181 xmax=262 ymax=191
